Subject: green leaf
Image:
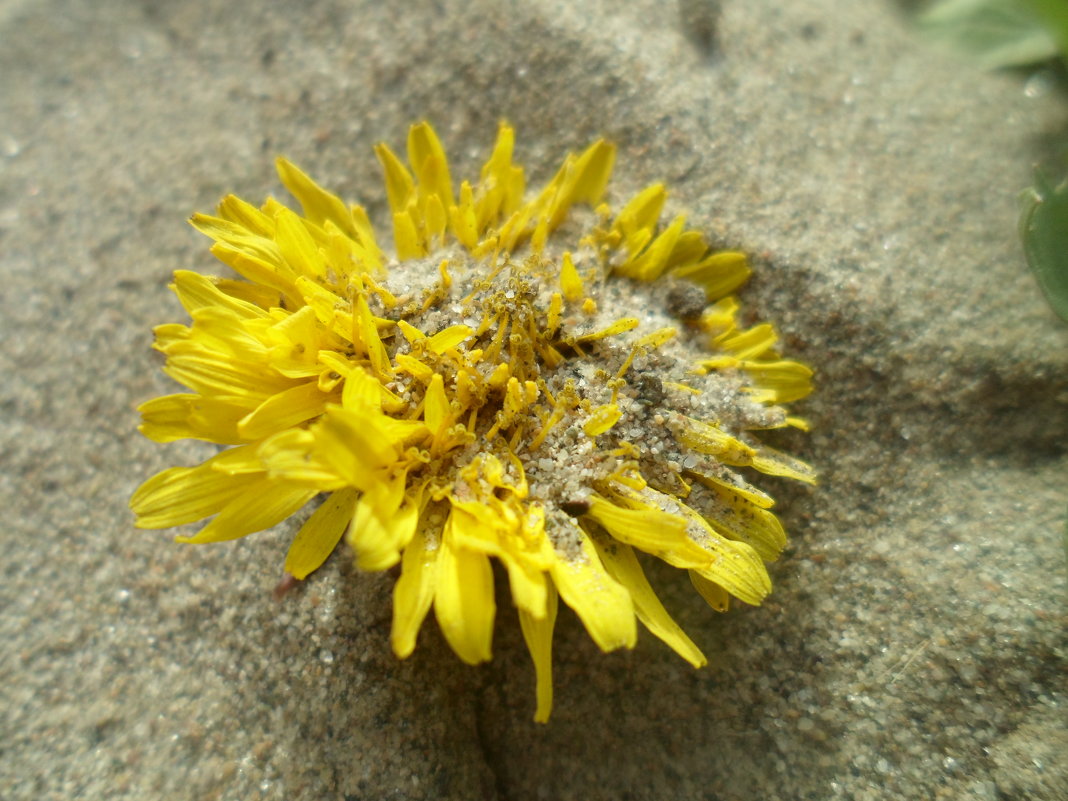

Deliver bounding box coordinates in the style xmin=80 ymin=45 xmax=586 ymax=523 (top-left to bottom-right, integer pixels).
xmin=918 ymin=0 xmax=1058 ymax=69
xmin=1024 ymin=0 xmax=1068 ymax=60
xmin=1020 ymin=171 xmax=1068 ymax=323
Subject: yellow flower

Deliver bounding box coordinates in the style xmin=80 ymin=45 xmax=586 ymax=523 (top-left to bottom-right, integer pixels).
xmin=131 ymin=122 xmax=815 ymax=722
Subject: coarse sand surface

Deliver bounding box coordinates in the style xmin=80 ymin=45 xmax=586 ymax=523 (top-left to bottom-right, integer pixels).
xmin=1 ymin=1 xmax=1065 ymax=799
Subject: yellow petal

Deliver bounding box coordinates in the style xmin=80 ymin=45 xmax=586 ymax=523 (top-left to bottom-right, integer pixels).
xmin=567 ymin=139 xmax=615 ymax=207
xmin=209 ymin=445 xmax=273 ymax=475
xmin=391 ymin=524 xmax=440 ymax=658
xmin=716 ymin=323 xmax=777 ymax=359
xmin=423 ymin=192 xmax=448 ymax=246
xmin=374 ymin=142 xmax=414 ymax=215
xmin=518 ymin=582 xmax=558 ymax=723
xmin=349 ymin=205 xmax=380 ymax=260
xmin=137 ymin=393 xmax=249 ymax=445
xmin=686 ymin=469 xmax=776 ymax=509
xmin=546 ymin=292 xmax=563 ymax=334
xmin=208 ymin=242 xmax=299 ymax=304
xmin=392 ymin=484 xmax=426 ymax=554
xmin=293 ymin=276 xmax=353 ymax=342
xmin=131 ymin=453 xmax=260 ymax=529
xmin=614 ymin=184 xmax=666 ymax=251
xmin=481 ymin=121 xmax=515 ymax=178
xmin=448 ymin=502 xmax=547 ymax=619
xmin=501 ymin=376 xmax=538 ymax=420
xmin=216 ymin=193 xmax=274 ymax=236
xmin=750 ymin=443 xmax=818 ymax=484
xmin=549 ymin=524 xmax=635 ymax=652
xmin=690 ymin=538 xmax=771 ymax=607
xmin=427 ymin=324 xmax=473 ymax=354
xmin=353 ymin=294 xmax=392 ymax=378
xmin=258 ymin=429 xmax=346 ymax=488
xmin=275 ymin=156 xmax=360 ymax=241
xmin=670 ymin=415 xmax=756 ymax=466
xmin=487 ymin=361 xmax=511 ymax=389
xmin=349 ymin=472 xmax=408 ymax=570
xmin=615 ymin=214 xmax=687 ymax=282
xmin=339 ymin=364 xmax=383 ymax=412
xmin=391 ymin=209 xmax=424 ymax=260
xmin=687 ymin=481 xmax=787 ymax=561
xmin=663 ymin=229 xmax=708 ymax=271
xmin=636 ymin=327 xmax=677 ymax=349
xmin=560 ymin=251 xmax=584 ymax=302
xmin=284 ymin=488 xmax=358 ymax=579
xmin=584 ymin=494 xmax=688 ymax=553
xmin=575 ymin=317 xmax=639 ymax=343
xmin=672 ymin=251 xmax=751 ymax=301
xmin=667 ymin=498 xmax=773 ymax=604
xmin=449 ymin=497 xmax=508 ymax=544
xmin=741 ymin=360 xmax=814 ymax=403
xmin=407 ymin=121 xmax=455 ymax=209
xmin=450 ymin=182 xmax=480 ymax=249
xmin=499 ymin=525 xmax=549 ymax=618
xmin=274 ymin=207 xmax=326 ymax=280
xmin=506 ymin=558 xmax=550 ymax=621
xmin=476 ymin=121 xmax=524 ymax=227
xmin=162 ymin=347 xmax=294 ymax=401
xmin=455 ymin=369 xmax=480 ymax=407
xmin=592 ymin=538 xmax=706 ymax=668
xmin=396 ymin=319 xmax=426 ymax=344
xmin=434 ymin=523 xmax=495 ymax=664
xmin=395 ymin=353 xmax=436 ymax=384
xmin=583 ymin=404 xmax=622 ymax=437
xmin=177 ymin=481 xmax=316 ymax=544
xmin=593 ymin=487 xmax=719 ymax=569
xmin=171 ymin=270 xmax=266 ymax=319
xmin=212 ymin=277 xmax=282 ymax=311
xmin=189 ymin=212 xmax=285 ymax=271
xmin=315 ymin=407 xmax=397 ymax=485
xmin=689 ymin=570 xmax=730 ymax=612
xmin=423 ymin=373 xmax=451 ymax=436
xmin=237 ymin=381 xmax=329 ymax=440
xmin=265 ymin=305 xmax=326 ymax=377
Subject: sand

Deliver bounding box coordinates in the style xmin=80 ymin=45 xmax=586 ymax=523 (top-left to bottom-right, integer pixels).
xmin=1 ymin=0 xmax=1065 ymax=799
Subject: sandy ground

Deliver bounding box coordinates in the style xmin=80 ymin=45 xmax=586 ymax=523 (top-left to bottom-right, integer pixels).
xmin=1 ymin=1 xmax=1066 ymax=799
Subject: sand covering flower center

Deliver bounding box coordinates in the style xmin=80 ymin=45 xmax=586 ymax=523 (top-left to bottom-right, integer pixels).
xmin=131 ymin=122 xmax=815 ymax=721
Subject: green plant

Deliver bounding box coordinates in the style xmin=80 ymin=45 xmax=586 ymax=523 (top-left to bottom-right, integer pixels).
xmin=918 ymin=0 xmax=1068 ymax=69
xmin=1020 ymin=171 xmax=1068 ymax=321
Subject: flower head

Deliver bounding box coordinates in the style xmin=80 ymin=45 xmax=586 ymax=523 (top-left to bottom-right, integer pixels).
xmin=131 ymin=122 xmax=815 ymax=721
